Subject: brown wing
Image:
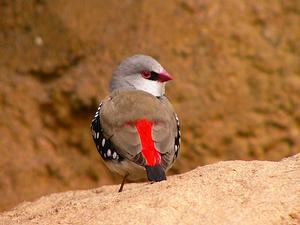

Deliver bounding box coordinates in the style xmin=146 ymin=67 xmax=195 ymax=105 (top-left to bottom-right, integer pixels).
xmin=152 ymin=96 xmax=178 ymax=170
xmin=100 ymin=90 xmax=174 ymax=165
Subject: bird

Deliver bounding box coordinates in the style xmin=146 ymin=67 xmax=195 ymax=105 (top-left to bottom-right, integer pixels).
xmin=91 ymin=55 xmax=180 ymax=192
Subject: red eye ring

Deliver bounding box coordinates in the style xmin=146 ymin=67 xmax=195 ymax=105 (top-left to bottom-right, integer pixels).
xmin=141 ymin=71 xmax=151 ymax=79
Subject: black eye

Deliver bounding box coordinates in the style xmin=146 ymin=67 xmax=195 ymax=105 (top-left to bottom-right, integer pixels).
xmin=141 ymin=71 xmax=159 ymax=81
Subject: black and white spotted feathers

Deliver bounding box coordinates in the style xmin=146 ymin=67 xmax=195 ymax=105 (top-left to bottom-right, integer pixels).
xmin=91 ymin=103 xmax=123 ymax=162
xmin=173 ymin=115 xmax=180 ymax=162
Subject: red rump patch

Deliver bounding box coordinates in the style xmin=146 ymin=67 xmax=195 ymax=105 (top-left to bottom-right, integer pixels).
xmin=135 ymin=119 xmax=161 ymax=166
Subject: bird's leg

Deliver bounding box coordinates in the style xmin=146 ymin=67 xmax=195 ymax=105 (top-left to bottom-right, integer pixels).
xmin=118 ymin=174 xmax=129 ymax=192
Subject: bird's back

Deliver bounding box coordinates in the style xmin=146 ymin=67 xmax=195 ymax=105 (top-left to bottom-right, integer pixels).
xmin=99 ymin=90 xmax=178 ymax=171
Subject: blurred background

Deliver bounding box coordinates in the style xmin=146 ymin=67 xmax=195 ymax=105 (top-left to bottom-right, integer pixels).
xmin=0 ymin=0 xmax=299 ymax=211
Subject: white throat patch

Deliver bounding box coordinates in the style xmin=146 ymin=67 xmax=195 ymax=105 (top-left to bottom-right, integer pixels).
xmin=128 ymin=76 xmax=165 ymax=97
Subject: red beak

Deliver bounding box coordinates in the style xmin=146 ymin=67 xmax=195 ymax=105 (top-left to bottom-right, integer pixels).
xmin=158 ymin=70 xmax=173 ymax=82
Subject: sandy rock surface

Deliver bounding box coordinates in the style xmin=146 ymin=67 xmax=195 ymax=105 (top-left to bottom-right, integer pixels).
xmin=1 ymin=154 xmax=300 ymax=225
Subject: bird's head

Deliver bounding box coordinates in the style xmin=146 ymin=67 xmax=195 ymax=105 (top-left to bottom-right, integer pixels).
xmin=109 ymin=55 xmax=173 ymax=97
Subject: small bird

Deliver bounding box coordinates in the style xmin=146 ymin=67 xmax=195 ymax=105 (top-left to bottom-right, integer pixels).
xmin=91 ymin=55 xmax=180 ymax=192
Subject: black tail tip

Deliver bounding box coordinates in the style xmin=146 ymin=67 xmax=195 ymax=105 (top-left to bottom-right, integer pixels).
xmin=145 ymin=164 xmax=166 ymax=182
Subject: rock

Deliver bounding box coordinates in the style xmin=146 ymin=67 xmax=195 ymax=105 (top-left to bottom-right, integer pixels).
xmin=1 ymin=154 xmax=299 ymax=225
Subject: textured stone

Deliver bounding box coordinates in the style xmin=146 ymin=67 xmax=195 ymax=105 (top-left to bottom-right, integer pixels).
xmin=1 ymin=154 xmax=299 ymax=225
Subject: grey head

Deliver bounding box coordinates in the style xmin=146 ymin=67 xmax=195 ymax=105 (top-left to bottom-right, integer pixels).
xmin=109 ymin=55 xmax=173 ymax=97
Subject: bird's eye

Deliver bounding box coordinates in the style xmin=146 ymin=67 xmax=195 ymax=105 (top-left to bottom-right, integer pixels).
xmin=141 ymin=71 xmax=151 ymax=79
